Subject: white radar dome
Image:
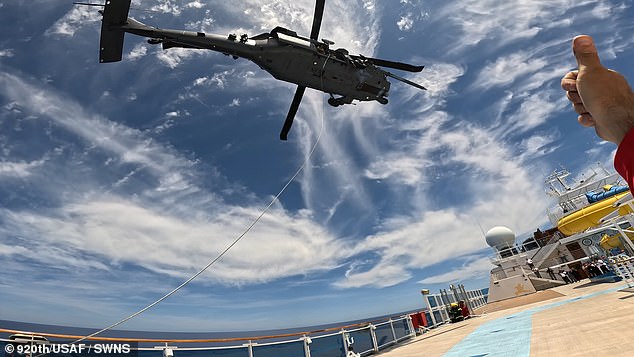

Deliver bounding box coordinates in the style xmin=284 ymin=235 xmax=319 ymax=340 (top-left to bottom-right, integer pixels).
xmin=485 ymin=226 xmax=516 ymax=250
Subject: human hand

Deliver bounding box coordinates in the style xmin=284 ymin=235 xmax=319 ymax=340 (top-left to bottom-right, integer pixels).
xmin=561 ymin=35 xmax=634 ymax=144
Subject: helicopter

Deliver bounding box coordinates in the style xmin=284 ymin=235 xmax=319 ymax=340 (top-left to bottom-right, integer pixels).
xmin=90 ymin=0 xmax=427 ymax=140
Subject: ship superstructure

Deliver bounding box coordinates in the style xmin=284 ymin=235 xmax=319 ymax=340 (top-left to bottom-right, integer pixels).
xmin=486 ymin=166 xmax=634 ymax=303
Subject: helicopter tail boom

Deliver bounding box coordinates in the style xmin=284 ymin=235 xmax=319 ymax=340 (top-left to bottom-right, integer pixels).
xmin=99 ymin=0 xmax=132 ymax=63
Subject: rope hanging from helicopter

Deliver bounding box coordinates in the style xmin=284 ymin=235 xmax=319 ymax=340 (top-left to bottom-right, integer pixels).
xmin=70 ymin=55 xmax=332 ymax=344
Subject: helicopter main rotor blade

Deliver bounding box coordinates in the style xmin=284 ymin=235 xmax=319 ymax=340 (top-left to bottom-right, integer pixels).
xmin=280 ymin=86 xmax=306 ymax=140
xmin=309 ymin=0 xmax=326 ymax=41
xmin=353 ymin=55 xmax=424 ymax=73
xmin=385 ymin=72 xmax=427 ymax=91
xmin=73 ymin=2 xmax=105 ymax=6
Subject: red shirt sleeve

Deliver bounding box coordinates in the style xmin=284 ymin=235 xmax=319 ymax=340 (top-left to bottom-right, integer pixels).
xmin=614 ymin=127 xmax=634 ymax=193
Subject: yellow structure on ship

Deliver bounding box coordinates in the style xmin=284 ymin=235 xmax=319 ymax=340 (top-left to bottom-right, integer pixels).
xmin=599 ymin=233 xmax=624 ymax=250
xmin=557 ymin=186 xmax=632 ymax=236
xmin=555 ymin=185 xmax=633 ymax=250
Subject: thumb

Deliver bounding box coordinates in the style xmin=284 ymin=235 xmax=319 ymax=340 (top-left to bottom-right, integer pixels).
xmin=573 ymin=35 xmax=602 ymax=71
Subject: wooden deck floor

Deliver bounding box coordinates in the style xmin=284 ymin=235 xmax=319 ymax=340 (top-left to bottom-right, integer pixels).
xmin=377 ymin=281 xmax=634 ymax=356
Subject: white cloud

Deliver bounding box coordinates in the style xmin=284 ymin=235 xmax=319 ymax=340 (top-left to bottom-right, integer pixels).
xmin=1 ymin=197 xmax=347 ymax=285
xmin=362 ymin=109 xmax=446 ymax=186
xmin=337 ymin=181 xmax=547 ymax=288
xmin=156 ymin=48 xmax=206 ymax=69
xmin=294 ymin=94 xmax=375 ymax=222
xmin=474 ymin=52 xmax=547 ymax=89
xmin=505 ymin=92 xmax=559 ymax=134
xmin=418 ymin=256 xmax=494 ymax=284
xmin=237 ymin=0 xmax=379 ymax=55
xmin=185 ymin=10 xmax=215 ymax=32
xmin=591 ymin=2 xmax=612 ymax=19
xmin=193 ymin=70 xmax=236 ymax=89
xmin=397 ymin=14 xmax=414 ymax=31
xmin=0 ymin=159 xmax=44 ymax=178
xmin=365 ymin=156 xmax=428 ymax=186
xmin=150 ymin=0 xmax=182 ymax=16
xmin=0 ymin=49 xmax=14 ymax=58
xmin=518 ymin=134 xmax=560 ymax=161
xmin=186 ymin=1 xmax=205 ymax=9
xmin=0 ymin=70 xmax=200 ymax=201
xmin=335 ymin=261 xmax=411 ymax=289
xmin=45 ymin=5 xmax=101 ymax=37
xmin=0 ymin=69 xmax=350 ymax=288
xmin=193 ymin=77 xmax=208 ymax=86
xmin=126 ymin=44 xmax=148 ymax=61
xmin=400 ymin=63 xmax=464 ymax=102
xmin=342 ymin=103 xmax=551 ymax=288
xmin=436 ymin=0 xmax=605 ymax=48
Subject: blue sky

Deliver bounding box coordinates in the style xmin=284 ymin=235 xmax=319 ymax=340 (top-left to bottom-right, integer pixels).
xmin=1 ymin=0 xmax=634 ymax=332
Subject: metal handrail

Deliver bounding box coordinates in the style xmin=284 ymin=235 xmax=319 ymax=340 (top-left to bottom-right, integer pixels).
xmin=0 ymin=315 xmax=417 ymax=357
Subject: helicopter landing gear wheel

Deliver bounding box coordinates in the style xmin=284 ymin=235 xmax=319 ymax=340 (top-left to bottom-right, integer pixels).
xmin=377 ymin=97 xmax=388 ymax=105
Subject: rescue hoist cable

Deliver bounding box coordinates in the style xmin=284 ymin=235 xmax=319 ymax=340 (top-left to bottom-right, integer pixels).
xmin=70 ymin=56 xmax=331 ymax=344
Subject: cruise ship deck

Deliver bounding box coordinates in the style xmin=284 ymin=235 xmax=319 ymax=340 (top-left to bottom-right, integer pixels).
xmin=378 ymin=281 xmax=634 ymax=356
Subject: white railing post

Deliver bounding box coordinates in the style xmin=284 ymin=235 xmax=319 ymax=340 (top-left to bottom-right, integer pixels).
xmin=422 ymin=291 xmax=438 ymax=327
xmin=154 ymin=343 xmax=177 ymax=357
xmin=245 ymin=340 xmax=253 ymax=357
xmin=389 ymin=318 xmax=397 ymax=343
xmin=406 ymin=315 xmax=415 ymax=337
xmin=341 ymin=330 xmax=349 ymax=356
xmin=370 ymin=324 xmax=378 ymax=352
xmin=303 ymin=335 xmax=312 ymax=357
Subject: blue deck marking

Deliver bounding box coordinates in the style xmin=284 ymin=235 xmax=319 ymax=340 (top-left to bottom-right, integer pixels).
xmin=442 ymin=285 xmax=627 ymax=357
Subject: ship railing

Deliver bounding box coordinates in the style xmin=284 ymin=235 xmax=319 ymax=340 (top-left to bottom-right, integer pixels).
xmin=0 ymin=315 xmax=417 ymax=357
xmin=490 ymin=237 xmax=542 ymax=262
xmin=422 ymin=286 xmax=489 ymax=328
xmin=0 ymin=287 xmax=490 ymax=357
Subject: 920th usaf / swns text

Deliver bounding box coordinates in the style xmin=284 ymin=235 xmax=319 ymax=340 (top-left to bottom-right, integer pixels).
xmin=4 ymin=342 xmax=136 ymax=356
